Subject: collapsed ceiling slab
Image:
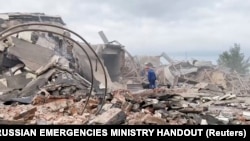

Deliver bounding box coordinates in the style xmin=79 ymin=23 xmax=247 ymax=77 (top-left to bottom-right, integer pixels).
xmin=0 ymin=18 xmax=110 ymax=114
xmin=8 ymin=37 xmax=55 ymax=72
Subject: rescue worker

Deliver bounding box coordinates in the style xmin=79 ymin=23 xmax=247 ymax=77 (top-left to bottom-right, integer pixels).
xmin=145 ymin=66 xmax=157 ymax=89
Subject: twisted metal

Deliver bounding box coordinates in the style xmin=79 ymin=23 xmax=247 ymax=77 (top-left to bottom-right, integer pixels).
xmin=0 ymin=23 xmax=108 ymax=115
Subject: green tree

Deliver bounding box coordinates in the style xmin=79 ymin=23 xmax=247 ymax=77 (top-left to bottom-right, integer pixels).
xmin=217 ymin=43 xmax=250 ymax=74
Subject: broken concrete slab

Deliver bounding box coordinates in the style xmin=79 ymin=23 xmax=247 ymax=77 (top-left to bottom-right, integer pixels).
xmin=200 ymin=101 xmax=214 ymax=107
xmin=153 ymin=103 xmax=166 ymax=110
xmin=35 ymin=55 xmax=60 ymax=75
xmin=197 ymin=83 xmax=224 ymax=93
xmin=72 ymin=43 xmax=114 ymax=93
xmin=142 ymin=114 xmax=167 ymax=125
xmin=127 ymin=83 xmax=143 ymax=92
xmin=163 ymin=66 xmax=176 ymax=86
xmin=193 ymin=60 xmax=213 ymax=67
xmin=10 ymin=63 xmax=25 ymax=74
xmin=195 ymin=82 xmax=209 ymax=89
xmin=26 ymin=72 xmax=37 ymax=79
xmin=0 ymin=78 xmax=7 ymax=88
xmin=0 ymin=90 xmax=19 ymax=102
xmin=8 ymin=37 xmax=55 ymax=72
xmin=201 ymin=114 xmax=226 ymax=125
xmin=19 ymin=69 xmax=56 ymax=97
xmin=3 ymin=96 xmax=33 ymax=105
xmin=179 ymin=107 xmax=204 ymax=114
xmin=210 ymin=71 xmax=227 ymax=89
xmin=89 ymin=108 xmax=126 ymax=125
xmin=0 ymin=114 xmax=3 ymax=119
xmin=101 ymin=103 xmax=113 ymax=111
xmin=213 ymin=99 xmax=244 ymax=106
xmin=200 ymin=119 xmax=208 ymax=125
xmin=242 ymin=111 xmax=250 ymax=120
xmin=218 ymin=93 xmax=236 ymax=101
xmin=216 ymin=116 xmax=230 ymax=124
xmin=6 ymin=73 xmax=32 ymax=89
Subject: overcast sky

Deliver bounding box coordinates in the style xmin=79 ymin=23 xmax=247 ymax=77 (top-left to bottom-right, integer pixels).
xmin=0 ymin=0 xmax=250 ymax=63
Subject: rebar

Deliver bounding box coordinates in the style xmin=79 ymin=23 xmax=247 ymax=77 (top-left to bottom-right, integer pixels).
xmin=0 ymin=23 xmax=108 ymax=115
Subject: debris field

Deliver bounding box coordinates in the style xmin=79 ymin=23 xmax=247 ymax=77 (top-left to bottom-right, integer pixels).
xmin=0 ymin=13 xmax=250 ymax=125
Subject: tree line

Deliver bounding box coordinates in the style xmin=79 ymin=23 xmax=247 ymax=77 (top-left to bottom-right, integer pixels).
xmin=217 ymin=43 xmax=250 ymax=74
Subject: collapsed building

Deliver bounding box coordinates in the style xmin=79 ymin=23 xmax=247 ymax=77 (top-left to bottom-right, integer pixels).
xmin=0 ymin=13 xmax=250 ymax=125
xmin=0 ymin=13 xmax=128 ymax=99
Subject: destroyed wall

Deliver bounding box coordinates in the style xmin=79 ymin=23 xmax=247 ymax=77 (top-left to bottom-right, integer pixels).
xmin=72 ymin=43 xmax=112 ymax=93
xmin=0 ymin=13 xmax=94 ymax=104
xmin=72 ymin=43 xmax=126 ymax=93
xmin=0 ymin=13 xmax=65 ymax=28
xmin=0 ymin=13 xmax=68 ymax=73
xmin=0 ymin=13 xmax=71 ymax=61
xmin=101 ymin=44 xmax=125 ymax=82
xmin=0 ymin=13 xmax=65 ymax=43
xmin=121 ymin=54 xmax=142 ymax=84
xmin=2 ymin=13 xmax=250 ymax=125
xmin=0 ymin=12 xmax=124 ymax=94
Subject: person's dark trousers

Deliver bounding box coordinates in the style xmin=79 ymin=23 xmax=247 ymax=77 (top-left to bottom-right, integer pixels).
xmin=149 ymin=80 xmax=156 ymax=89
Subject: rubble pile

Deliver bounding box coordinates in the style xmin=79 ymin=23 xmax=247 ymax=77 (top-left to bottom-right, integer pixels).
xmin=0 ymin=36 xmax=91 ymax=103
xmin=0 ymin=13 xmax=99 ymax=124
xmin=1 ymin=13 xmax=250 ymax=125
xmin=1 ymin=86 xmax=250 ymax=125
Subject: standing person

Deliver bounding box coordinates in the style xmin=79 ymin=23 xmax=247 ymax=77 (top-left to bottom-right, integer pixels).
xmin=145 ymin=66 xmax=157 ymax=89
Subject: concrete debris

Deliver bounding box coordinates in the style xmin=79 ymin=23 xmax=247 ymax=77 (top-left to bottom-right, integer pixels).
xmin=9 ymin=37 xmax=55 ymax=72
xmin=2 ymin=84 xmax=249 ymax=125
xmin=0 ymin=12 xmax=250 ymax=125
xmin=89 ymin=108 xmax=126 ymax=125
xmin=0 ymin=114 xmax=4 ymax=119
xmin=142 ymin=114 xmax=167 ymax=125
xmin=13 ymin=107 xmax=37 ymax=120
xmin=200 ymin=119 xmax=208 ymax=125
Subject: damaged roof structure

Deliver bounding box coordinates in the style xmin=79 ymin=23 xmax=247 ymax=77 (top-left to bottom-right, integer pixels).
xmin=0 ymin=13 xmax=250 ymax=125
